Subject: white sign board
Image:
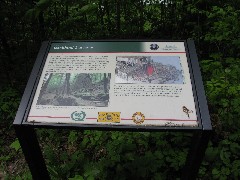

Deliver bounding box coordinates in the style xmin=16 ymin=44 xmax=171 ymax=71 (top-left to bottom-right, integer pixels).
xmin=27 ymin=41 xmax=198 ymax=127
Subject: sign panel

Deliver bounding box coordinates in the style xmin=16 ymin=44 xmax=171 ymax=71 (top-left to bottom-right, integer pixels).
xmin=27 ymin=41 xmax=198 ymax=127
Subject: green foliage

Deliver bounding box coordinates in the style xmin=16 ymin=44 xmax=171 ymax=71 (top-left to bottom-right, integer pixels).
xmin=197 ymin=4 xmax=240 ymax=179
xmin=204 ymin=5 xmax=240 ymax=56
xmin=201 ymin=56 xmax=240 ymax=129
xmin=69 ymin=175 xmax=84 ymax=180
xmin=25 ymin=0 xmax=53 ymax=21
xmin=1 ymin=0 xmax=240 ymax=179
xmin=200 ymin=131 xmax=240 ymax=179
xmin=79 ymin=3 xmax=98 ymax=15
xmin=0 ymin=87 xmax=20 ymax=122
xmin=10 ymin=139 xmax=21 ymax=151
xmin=205 ymin=6 xmax=240 ymax=42
xmin=33 ymin=130 xmax=191 ymax=179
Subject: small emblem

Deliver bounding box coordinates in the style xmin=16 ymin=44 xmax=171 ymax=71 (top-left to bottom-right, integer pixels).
xmin=150 ymin=44 xmax=159 ymax=50
xmin=71 ymin=111 xmax=86 ymax=121
xmin=132 ymin=112 xmax=145 ymax=124
xmin=182 ymin=106 xmax=193 ymax=118
xmin=98 ymin=112 xmax=120 ymax=123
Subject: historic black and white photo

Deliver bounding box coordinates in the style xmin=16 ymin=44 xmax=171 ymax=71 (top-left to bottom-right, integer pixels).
xmin=37 ymin=73 xmax=111 ymax=107
xmin=115 ymin=56 xmax=184 ymax=84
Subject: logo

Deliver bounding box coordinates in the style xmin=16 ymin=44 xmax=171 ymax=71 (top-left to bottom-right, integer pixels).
xmin=98 ymin=112 xmax=120 ymax=123
xmin=150 ymin=44 xmax=159 ymax=50
xmin=71 ymin=111 xmax=86 ymax=121
xmin=162 ymin=45 xmax=178 ymax=51
xmin=132 ymin=112 xmax=145 ymax=124
xmin=182 ymin=106 xmax=193 ymax=118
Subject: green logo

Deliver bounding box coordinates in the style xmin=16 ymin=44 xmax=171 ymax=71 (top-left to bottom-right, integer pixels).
xmin=71 ymin=111 xmax=86 ymax=121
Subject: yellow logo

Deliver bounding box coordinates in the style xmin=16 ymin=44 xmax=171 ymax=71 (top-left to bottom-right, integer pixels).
xmin=132 ymin=112 xmax=145 ymax=124
xmin=98 ymin=112 xmax=121 ymax=123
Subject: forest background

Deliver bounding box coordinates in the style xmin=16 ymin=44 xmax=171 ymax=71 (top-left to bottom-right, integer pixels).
xmin=0 ymin=0 xmax=240 ymax=179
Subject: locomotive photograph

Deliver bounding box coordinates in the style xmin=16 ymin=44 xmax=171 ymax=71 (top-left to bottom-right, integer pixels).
xmin=115 ymin=56 xmax=184 ymax=84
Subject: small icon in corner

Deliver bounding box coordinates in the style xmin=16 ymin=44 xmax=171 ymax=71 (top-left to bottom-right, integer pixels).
xmin=182 ymin=106 xmax=193 ymax=118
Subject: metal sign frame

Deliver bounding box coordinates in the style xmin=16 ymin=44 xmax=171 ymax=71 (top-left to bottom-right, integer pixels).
xmin=13 ymin=40 xmax=212 ymax=180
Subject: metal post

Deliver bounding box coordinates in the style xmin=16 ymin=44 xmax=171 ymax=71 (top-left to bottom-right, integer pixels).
xmin=14 ymin=125 xmax=50 ymax=180
xmin=182 ymin=130 xmax=212 ymax=180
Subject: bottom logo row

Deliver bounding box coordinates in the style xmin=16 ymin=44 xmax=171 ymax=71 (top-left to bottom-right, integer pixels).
xmin=71 ymin=111 xmax=145 ymax=124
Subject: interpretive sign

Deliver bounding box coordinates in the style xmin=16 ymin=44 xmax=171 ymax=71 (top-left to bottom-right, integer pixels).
xmin=27 ymin=41 xmax=198 ymax=127
xmin=14 ymin=40 xmax=212 ymax=180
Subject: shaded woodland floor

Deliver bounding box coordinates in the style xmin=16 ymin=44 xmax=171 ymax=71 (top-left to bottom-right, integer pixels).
xmin=38 ymin=93 xmax=109 ymax=107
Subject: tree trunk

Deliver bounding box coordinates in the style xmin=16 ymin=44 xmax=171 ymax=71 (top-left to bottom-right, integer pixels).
xmin=65 ymin=3 xmax=69 ymax=18
xmin=38 ymin=11 xmax=45 ymax=42
xmin=98 ymin=0 xmax=104 ymax=33
xmin=0 ymin=23 xmax=13 ymax=86
xmin=104 ymin=0 xmax=112 ymax=33
xmin=37 ymin=73 xmax=53 ymax=103
xmin=116 ymin=0 xmax=121 ymax=35
xmin=139 ymin=0 xmax=144 ymax=37
xmin=62 ymin=73 xmax=71 ymax=95
xmin=103 ymin=73 xmax=108 ymax=93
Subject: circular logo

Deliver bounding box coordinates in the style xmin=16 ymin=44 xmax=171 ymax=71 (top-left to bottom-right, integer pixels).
xmin=71 ymin=111 xmax=86 ymax=121
xmin=150 ymin=44 xmax=159 ymax=50
xmin=132 ymin=112 xmax=145 ymax=124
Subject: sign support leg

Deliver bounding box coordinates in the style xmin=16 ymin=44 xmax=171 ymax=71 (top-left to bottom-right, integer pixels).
xmin=14 ymin=126 xmax=50 ymax=180
xmin=182 ymin=131 xmax=211 ymax=180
